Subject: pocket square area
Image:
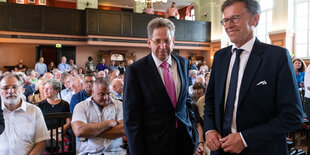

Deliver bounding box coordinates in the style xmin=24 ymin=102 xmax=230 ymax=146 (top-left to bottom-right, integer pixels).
xmin=256 ymin=80 xmax=267 ymax=86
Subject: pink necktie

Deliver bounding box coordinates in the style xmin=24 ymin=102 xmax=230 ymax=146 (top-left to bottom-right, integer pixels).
xmin=161 ymin=62 xmax=177 ymax=109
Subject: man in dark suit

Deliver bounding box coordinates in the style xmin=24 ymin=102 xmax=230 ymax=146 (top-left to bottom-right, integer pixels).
xmin=123 ymin=17 xmax=198 ymax=155
xmin=204 ymin=0 xmax=303 ymax=154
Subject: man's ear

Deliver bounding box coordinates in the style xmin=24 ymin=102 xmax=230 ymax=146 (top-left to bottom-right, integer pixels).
xmin=253 ymin=13 xmax=260 ymax=27
xmin=147 ymin=38 xmax=152 ymax=49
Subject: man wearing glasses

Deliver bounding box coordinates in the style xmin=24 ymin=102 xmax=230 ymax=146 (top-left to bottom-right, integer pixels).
xmin=204 ymin=0 xmax=303 ymax=154
xmin=0 ymin=73 xmax=50 ymax=154
xmin=123 ymin=17 xmax=198 ymax=155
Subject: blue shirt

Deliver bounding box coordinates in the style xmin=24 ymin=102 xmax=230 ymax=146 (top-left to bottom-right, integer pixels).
xmin=96 ymin=63 xmax=109 ymax=71
xmin=109 ymin=65 xmax=117 ymax=71
xmin=296 ymin=72 xmax=305 ymax=87
xmin=35 ymin=62 xmax=47 ymax=75
xmin=70 ymin=90 xmax=90 ymax=113
xmin=190 ymin=64 xmax=198 ymax=70
xmin=58 ymin=63 xmax=71 ymax=73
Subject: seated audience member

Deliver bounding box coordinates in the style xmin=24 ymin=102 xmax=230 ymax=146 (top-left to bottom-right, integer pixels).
xmin=23 ymin=76 xmax=35 ymax=102
xmin=293 ymin=58 xmax=306 ymax=88
xmin=85 ymin=56 xmax=96 ymax=73
xmin=27 ymin=69 xmax=38 ymax=84
xmin=37 ymin=79 xmax=71 ymax=152
xmin=78 ymin=67 xmax=85 ymax=75
xmin=48 ymin=61 xmax=56 ymax=73
xmin=69 ymin=59 xmax=77 ymax=71
xmin=72 ymin=78 xmax=126 ymax=155
xmin=70 ymin=73 xmax=96 ymax=113
xmin=188 ymin=69 xmax=198 ymax=86
xmin=109 ymin=60 xmax=117 ymax=71
xmin=109 ymin=70 xmax=120 ymax=82
xmin=199 ymin=61 xmax=209 ymax=72
xmin=35 ymin=57 xmax=47 ymax=76
xmin=118 ymin=62 xmax=126 ymax=75
xmin=96 ymin=58 xmax=109 ymax=71
xmin=97 ymin=71 xmax=106 ymax=78
xmin=14 ymin=59 xmax=28 ymax=73
xmin=111 ymin=78 xmax=124 ymax=101
xmin=205 ymin=71 xmax=210 ymax=87
xmin=192 ymin=102 xmax=207 ymax=155
xmin=72 ymin=76 xmax=84 ymax=94
xmin=0 ymin=73 xmax=50 ymax=154
xmin=43 ymin=72 xmax=54 ymax=79
xmin=190 ymin=60 xmax=199 ymax=70
xmin=58 ymin=56 xmax=71 ymax=73
xmin=70 ymin=69 xmax=78 ymax=77
xmin=14 ymin=72 xmax=28 ymax=101
xmin=104 ymin=69 xmax=109 ymax=77
xmin=60 ymin=74 xmax=74 ymax=103
xmin=189 ymin=75 xmax=205 ymax=96
xmin=28 ymin=78 xmax=47 ymax=104
xmin=53 ymin=70 xmax=62 ymax=81
xmin=191 ymin=82 xmax=206 ymax=105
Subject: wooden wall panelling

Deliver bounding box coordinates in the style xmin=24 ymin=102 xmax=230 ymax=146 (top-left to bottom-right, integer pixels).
xmin=122 ymin=13 xmax=132 ymax=37
xmin=173 ymin=19 xmax=186 ymax=41
xmin=0 ymin=3 xmax=10 ymax=30
xmin=10 ymin=4 xmax=43 ymax=32
xmin=86 ymin=9 xmax=99 ymax=34
xmin=44 ymin=8 xmax=73 ymax=34
xmin=132 ymin=14 xmax=153 ymax=38
xmin=99 ymin=11 xmax=122 ymax=35
xmin=72 ymin=10 xmax=85 ymax=34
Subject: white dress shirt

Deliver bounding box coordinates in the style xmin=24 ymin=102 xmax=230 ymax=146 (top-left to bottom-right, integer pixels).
xmin=224 ymin=36 xmax=256 ymax=147
xmin=151 ymin=53 xmax=181 ymax=102
xmin=61 ymin=88 xmax=75 ymax=104
xmin=304 ymin=65 xmax=310 ymax=98
xmin=72 ymin=97 xmax=125 ymax=155
xmin=0 ymin=100 xmax=50 ymax=155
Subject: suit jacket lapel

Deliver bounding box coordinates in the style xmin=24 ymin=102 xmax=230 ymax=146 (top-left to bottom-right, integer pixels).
xmin=218 ymin=47 xmax=233 ymax=122
xmin=238 ymin=39 xmax=263 ymax=106
xmin=172 ymin=54 xmax=184 ymax=109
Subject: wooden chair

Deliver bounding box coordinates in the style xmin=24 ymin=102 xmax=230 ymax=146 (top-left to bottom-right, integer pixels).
xmin=43 ymin=112 xmax=76 ymax=155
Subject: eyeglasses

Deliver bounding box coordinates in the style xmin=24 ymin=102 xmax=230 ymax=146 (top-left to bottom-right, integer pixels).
xmin=1 ymin=85 xmax=20 ymax=92
xmin=220 ymin=15 xmax=242 ymax=26
xmin=84 ymin=80 xmax=95 ymax=84
xmin=149 ymin=38 xmax=172 ymax=46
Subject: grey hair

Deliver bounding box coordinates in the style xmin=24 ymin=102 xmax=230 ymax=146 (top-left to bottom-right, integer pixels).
xmin=221 ymin=0 xmax=261 ymax=15
xmin=45 ymin=79 xmax=62 ymax=92
xmin=147 ymin=17 xmax=175 ymax=39
xmin=94 ymin=77 xmax=111 ymax=89
xmin=0 ymin=72 xmax=23 ymax=86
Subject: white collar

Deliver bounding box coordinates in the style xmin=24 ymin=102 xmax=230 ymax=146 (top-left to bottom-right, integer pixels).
xmin=151 ymin=52 xmax=172 ymax=68
xmin=2 ymin=99 xmax=26 ymax=112
xmin=231 ymin=36 xmax=256 ymax=53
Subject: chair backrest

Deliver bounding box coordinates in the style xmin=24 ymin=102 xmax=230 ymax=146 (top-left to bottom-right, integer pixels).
xmin=44 ymin=112 xmax=75 ymax=155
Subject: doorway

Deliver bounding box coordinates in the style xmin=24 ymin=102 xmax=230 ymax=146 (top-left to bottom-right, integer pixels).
xmin=36 ymin=46 xmax=76 ymax=68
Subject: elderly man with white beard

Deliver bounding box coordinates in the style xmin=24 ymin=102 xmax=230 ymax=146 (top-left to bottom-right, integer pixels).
xmin=0 ymin=73 xmax=50 ymax=155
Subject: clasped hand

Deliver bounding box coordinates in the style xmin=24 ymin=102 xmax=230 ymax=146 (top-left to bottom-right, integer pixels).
xmin=205 ymin=130 xmax=245 ymax=154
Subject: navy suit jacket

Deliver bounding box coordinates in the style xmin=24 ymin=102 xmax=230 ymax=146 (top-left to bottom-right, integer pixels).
xmin=204 ymin=39 xmax=303 ymax=155
xmin=123 ymin=53 xmax=198 ymax=155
